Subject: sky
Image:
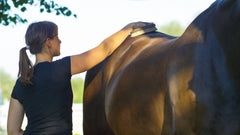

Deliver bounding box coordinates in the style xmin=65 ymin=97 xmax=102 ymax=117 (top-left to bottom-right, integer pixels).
xmin=0 ymin=0 xmax=215 ymax=79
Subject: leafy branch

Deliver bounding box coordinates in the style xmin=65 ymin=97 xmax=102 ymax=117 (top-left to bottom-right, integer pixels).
xmin=0 ymin=0 xmax=77 ymax=26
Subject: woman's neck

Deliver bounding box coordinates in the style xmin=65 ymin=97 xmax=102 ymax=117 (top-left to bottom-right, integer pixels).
xmin=35 ymin=53 xmax=53 ymax=65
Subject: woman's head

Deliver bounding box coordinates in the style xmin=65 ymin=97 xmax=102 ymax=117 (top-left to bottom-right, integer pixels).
xmin=25 ymin=21 xmax=58 ymax=54
xmin=19 ymin=21 xmax=58 ymax=86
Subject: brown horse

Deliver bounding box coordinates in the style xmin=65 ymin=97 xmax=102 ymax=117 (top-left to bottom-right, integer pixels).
xmin=83 ymin=0 xmax=240 ymax=134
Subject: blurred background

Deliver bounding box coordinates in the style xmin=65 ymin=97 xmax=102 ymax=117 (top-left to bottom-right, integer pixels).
xmin=0 ymin=0 xmax=215 ymax=134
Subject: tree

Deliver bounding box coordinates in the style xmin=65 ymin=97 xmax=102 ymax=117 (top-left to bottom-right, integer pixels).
xmin=0 ymin=69 xmax=15 ymax=103
xmin=71 ymin=77 xmax=84 ymax=103
xmin=0 ymin=0 xmax=77 ymax=26
xmin=158 ymin=21 xmax=186 ymax=37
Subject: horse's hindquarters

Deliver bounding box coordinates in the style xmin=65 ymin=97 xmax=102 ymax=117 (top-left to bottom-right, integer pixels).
xmin=105 ymin=43 xmax=171 ymax=135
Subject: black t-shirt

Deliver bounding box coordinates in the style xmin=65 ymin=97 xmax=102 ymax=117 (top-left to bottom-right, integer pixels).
xmin=11 ymin=56 xmax=73 ymax=135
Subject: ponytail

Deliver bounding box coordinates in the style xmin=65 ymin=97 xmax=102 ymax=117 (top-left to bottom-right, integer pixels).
xmin=18 ymin=47 xmax=34 ymax=87
xmin=18 ymin=21 xmax=58 ymax=86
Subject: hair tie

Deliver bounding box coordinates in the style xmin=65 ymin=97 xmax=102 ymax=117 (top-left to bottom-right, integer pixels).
xmin=26 ymin=45 xmax=30 ymax=49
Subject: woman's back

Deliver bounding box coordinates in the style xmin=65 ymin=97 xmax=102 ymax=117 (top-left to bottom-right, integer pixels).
xmin=12 ymin=57 xmax=73 ymax=135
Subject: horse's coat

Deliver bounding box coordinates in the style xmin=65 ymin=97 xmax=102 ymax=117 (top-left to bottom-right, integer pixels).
xmin=83 ymin=0 xmax=240 ymax=134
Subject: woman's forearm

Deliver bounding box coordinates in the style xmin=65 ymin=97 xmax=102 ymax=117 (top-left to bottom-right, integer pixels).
xmin=101 ymin=24 xmax=133 ymax=56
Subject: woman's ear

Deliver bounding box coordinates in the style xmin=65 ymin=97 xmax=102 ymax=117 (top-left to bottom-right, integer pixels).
xmin=45 ymin=38 xmax=52 ymax=49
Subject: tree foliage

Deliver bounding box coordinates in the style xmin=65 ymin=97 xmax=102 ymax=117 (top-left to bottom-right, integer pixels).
xmin=0 ymin=0 xmax=77 ymax=26
xmin=0 ymin=69 xmax=15 ymax=103
xmin=158 ymin=21 xmax=186 ymax=37
xmin=71 ymin=77 xmax=84 ymax=103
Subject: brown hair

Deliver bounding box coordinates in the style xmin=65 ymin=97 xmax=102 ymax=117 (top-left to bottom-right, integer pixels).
xmin=18 ymin=21 xmax=58 ymax=86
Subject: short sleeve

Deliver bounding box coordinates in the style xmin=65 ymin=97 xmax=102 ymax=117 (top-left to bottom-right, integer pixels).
xmin=11 ymin=79 xmax=24 ymax=104
xmin=53 ymin=56 xmax=71 ymax=78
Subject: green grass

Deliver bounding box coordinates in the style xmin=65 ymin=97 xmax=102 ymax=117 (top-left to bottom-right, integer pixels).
xmin=0 ymin=128 xmax=7 ymax=135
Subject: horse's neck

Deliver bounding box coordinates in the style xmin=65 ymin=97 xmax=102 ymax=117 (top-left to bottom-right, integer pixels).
xmin=218 ymin=37 xmax=240 ymax=89
xmin=192 ymin=26 xmax=240 ymax=112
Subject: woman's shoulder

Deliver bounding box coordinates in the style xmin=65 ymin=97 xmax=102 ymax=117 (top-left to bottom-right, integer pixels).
xmin=54 ymin=56 xmax=70 ymax=64
xmin=11 ymin=78 xmax=28 ymax=102
xmin=15 ymin=78 xmax=25 ymax=87
xmin=51 ymin=56 xmax=71 ymax=77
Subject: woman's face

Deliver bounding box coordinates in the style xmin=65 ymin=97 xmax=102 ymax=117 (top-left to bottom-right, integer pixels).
xmin=49 ymin=35 xmax=61 ymax=56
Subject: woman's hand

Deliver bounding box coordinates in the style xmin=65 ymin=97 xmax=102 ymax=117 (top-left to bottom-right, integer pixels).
xmin=122 ymin=21 xmax=155 ymax=31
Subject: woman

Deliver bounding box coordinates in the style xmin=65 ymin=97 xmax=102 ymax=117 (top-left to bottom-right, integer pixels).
xmin=7 ymin=21 xmax=149 ymax=135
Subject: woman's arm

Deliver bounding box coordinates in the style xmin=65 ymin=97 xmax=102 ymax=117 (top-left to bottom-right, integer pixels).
xmin=70 ymin=22 xmax=148 ymax=75
xmin=7 ymin=98 xmax=24 ymax=135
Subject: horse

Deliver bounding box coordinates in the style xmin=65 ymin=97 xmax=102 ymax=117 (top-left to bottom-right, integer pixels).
xmin=83 ymin=0 xmax=240 ymax=134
